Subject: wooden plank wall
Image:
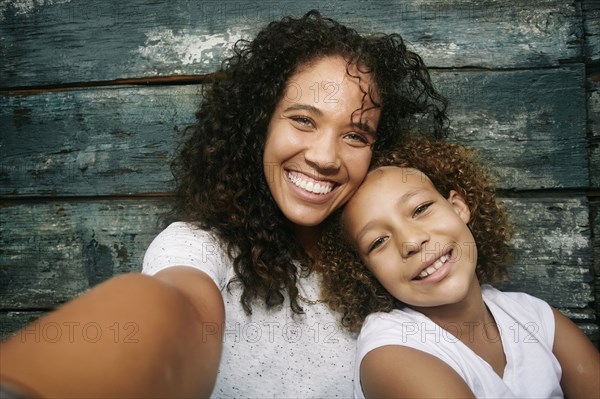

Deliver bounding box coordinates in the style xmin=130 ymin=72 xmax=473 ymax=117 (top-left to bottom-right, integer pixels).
xmin=1 ymin=0 xmax=598 ymax=346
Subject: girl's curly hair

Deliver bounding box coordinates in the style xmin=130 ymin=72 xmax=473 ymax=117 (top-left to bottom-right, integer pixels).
xmin=170 ymin=10 xmax=448 ymax=315
xmin=320 ymin=138 xmax=514 ymax=333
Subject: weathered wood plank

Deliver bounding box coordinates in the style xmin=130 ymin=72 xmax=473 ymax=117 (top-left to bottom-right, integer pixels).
xmin=583 ymin=0 xmax=600 ymax=62
xmin=588 ymin=70 xmax=600 ymax=188
xmin=0 ymin=311 xmax=46 ymax=342
xmin=0 ymin=85 xmax=201 ymax=197
xmin=437 ymin=65 xmax=587 ymax=190
xmin=0 ymin=198 xmax=172 ymax=309
xmin=592 ymin=201 xmax=600 ymax=338
xmin=0 ymin=66 xmax=587 ymax=197
xmin=0 ymin=0 xmax=582 ymax=87
xmin=497 ymin=197 xmax=593 ymax=309
xmin=0 ymin=196 xmax=591 ymax=310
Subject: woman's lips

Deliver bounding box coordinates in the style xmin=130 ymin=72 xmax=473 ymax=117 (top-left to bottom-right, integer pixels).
xmin=286 ymin=170 xmax=338 ymax=195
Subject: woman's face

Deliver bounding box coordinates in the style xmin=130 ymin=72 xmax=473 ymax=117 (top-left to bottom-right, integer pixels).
xmin=263 ymin=55 xmax=381 ymax=228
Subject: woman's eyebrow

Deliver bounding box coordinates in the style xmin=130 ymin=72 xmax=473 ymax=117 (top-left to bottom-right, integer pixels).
xmin=282 ymin=104 xmax=323 ymax=116
xmin=352 ymin=120 xmax=376 ymax=135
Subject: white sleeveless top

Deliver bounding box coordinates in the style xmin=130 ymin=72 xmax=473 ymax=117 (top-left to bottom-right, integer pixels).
xmin=355 ymin=285 xmax=563 ymax=398
xmin=143 ymin=222 xmax=356 ymax=398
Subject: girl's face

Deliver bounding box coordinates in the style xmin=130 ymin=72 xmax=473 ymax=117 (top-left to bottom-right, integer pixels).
xmin=263 ymin=55 xmax=380 ymax=228
xmin=343 ymin=166 xmax=478 ymax=309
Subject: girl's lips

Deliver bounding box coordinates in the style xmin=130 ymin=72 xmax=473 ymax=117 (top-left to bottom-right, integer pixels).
xmin=413 ymin=250 xmax=454 ymax=282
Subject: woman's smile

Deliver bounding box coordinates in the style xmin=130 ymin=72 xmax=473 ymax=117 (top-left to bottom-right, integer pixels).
xmin=263 ymin=55 xmax=380 ymax=228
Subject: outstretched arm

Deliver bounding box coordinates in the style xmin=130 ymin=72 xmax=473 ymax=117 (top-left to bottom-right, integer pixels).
xmin=0 ymin=266 xmax=224 ymax=398
xmin=552 ymin=308 xmax=600 ymax=398
xmin=360 ymin=345 xmax=475 ymax=398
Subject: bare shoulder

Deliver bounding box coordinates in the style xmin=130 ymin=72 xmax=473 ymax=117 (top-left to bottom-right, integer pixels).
xmin=360 ymin=345 xmax=475 ymax=398
xmin=551 ymin=308 xmax=600 ymax=398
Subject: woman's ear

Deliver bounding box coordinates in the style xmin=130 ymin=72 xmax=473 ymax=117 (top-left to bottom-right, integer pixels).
xmin=447 ymin=190 xmax=471 ymax=224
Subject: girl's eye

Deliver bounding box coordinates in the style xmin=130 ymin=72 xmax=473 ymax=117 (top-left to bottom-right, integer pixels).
xmin=367 ymin=236 xmax=388 ymax=254
xmin=413 ymin=202 xmax=433 ymax=217
xmin=344 ymin=132 xmax=371 ymax=147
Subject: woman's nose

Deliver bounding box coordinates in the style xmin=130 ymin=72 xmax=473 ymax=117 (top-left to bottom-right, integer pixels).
xmin=303 ymin=129 xmax=341 ymax=172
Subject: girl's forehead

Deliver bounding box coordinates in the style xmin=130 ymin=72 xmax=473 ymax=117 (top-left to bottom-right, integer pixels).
xmin=365 ymin=166 xmax=431 ymax=186
xmin=345 ymin=167 xmax=434 ymax=207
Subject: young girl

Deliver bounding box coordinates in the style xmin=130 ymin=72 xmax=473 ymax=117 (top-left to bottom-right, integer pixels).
xmin=320 ymin=139 xmax=600 ymax=398
xmin=0 ymin=11 xmax=447 ymax=398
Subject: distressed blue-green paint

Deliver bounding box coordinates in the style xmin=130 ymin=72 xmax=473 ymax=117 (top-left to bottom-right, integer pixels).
xmin=436 ymin=65 xmax=587 ymax=190
xmin=0 ymin=198 xmax=172 ymax=309
xmin=583 ymin=0 xmax=600 ymax=62
xmin=0 ymin=0 xmax=582 ymax=87
xmin=0 ymin=85 xmax=201 ymax=196
xmin=0 ymin=67 xmax=587 ymax=196
xmin=0 ymin=196 xmax=591 ymax=309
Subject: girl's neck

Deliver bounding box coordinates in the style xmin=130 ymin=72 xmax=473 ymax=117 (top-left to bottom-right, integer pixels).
xmin=413 ymin=279 xmax=488 ymax=330
xmin=410 ymin=280 xmax=507 ymax=378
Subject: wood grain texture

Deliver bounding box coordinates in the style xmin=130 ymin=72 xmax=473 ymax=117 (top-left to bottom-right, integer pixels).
xmin=589 ymin=69 xmax=600 ymax=188
xmin=0 ymin=198 xmax=172 ymax=309
xmin=592 ymin=201 xmax=600 ymax=339
xmin=0 ymin=0 xmax=582 ymax=87
xmin=437 ymin=65 xmax=587 ymax=190
xmin=498 ymin=197 xmax=593 ymax=309
xmin=0 ymin=66 xmax=587 ymax=197
xmin=0 ymin=85 xmax=200 ymax=196
xmin=583 ymin=0 xmax=600 ymax=62
xmin=0 ymin=311 xmax=45 ymax=342
xmin=0 ymin=196 xmax=591 ymax=308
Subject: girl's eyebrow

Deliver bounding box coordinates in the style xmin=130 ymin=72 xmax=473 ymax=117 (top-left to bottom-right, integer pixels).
xmin=394 ymin=188 xmax=426 ymax=207
xmin=353 ymin=187 xmax=427 ymax=244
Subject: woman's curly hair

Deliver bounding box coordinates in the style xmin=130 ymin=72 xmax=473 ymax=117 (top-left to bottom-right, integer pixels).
xmin=320 ymin=138 xmax=514 ymax=332
xmin=170 ymin=10 xmax=448 ymax=315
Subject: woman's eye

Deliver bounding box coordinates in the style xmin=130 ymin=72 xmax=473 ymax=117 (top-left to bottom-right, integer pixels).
xmin=290 ymin=116 xmax=314 ymax=128
xmin=413 ymin=202 xmax=433 ymax=217
xmin=367 ymin=236 xmax=388 ymax=254
xmin=344 ymin=132 xmax=370 ymax=147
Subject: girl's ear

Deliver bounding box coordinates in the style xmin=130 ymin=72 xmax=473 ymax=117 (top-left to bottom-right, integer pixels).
xmin=447 ymin=190 xmax=471 ymax=224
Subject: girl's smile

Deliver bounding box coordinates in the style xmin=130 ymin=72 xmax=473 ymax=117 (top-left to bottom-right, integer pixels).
xmin=412 ymin=249 xmax=454 ymax=282
xmin=343 ymin=166 xmax=478 ymax=309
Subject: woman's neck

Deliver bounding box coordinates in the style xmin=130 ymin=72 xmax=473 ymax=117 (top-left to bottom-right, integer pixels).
xmin=294 ymin=225 xmax=323 ymax=263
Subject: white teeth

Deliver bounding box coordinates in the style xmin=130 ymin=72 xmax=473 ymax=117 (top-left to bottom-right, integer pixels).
xmin=288 ymin=171 xmax=334 ymax=195
xmin=417 ymin=254 xmax=450 ymax=279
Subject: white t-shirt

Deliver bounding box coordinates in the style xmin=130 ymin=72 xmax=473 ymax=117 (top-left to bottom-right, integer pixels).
xmin=355 ymin=285 xmax=563 ymax=398
xmin=143 ymin=222 xmax=356 ymax=398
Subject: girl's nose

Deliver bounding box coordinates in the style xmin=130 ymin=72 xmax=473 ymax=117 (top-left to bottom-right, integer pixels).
xmin=398 ymin=226 xmax=430 ymax=259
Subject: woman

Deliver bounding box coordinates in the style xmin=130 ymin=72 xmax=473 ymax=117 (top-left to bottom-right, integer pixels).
xmin=0 ymin=11 xmax=446 ymax=398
